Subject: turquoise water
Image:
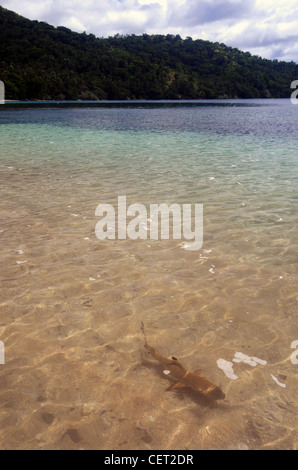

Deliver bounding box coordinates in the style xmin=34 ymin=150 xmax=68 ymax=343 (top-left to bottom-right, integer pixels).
xmin=1 ymin=101 xmax=297 ymax=249
xmin=0 ymin=100 xmax=297 ymax=449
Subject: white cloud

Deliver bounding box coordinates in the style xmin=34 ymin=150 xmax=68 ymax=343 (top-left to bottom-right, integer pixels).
xmin=1 ymin=0 xmax=298 ymax=61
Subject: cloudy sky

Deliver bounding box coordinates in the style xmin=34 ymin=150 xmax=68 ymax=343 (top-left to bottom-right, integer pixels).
xmin=2 ymin=0 xmax=298 ymax=62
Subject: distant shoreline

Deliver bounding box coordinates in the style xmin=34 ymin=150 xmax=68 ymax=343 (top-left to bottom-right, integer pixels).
xmin=0 ymin=98 xmax=288 ymax=111
xmin=1 ymin=97 xmax=286 ymax=105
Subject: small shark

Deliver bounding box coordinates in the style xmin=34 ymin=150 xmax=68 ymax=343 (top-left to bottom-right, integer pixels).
xmin=141 ymin=322 xmax=225 ymax=400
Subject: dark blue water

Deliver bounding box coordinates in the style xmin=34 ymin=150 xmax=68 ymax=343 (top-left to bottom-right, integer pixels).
xmin=1 ymin=99 xmax=298 ymax=138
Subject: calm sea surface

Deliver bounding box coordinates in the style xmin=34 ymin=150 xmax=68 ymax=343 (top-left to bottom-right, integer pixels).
xmin=0 ymin=99 xmax=297 ymax=449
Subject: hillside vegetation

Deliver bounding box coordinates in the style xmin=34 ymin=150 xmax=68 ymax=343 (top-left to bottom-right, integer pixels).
xmin=1 ymin=6 xmax=297 ymax=100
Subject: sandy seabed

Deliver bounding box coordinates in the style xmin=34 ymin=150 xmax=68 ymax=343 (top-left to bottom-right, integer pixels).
xmin=0 ymin=161 xmax=297 ymax=450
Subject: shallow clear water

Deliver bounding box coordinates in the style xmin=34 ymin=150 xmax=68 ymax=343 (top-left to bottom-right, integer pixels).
xmin=0 ymin=100 xmax=297 ymax=449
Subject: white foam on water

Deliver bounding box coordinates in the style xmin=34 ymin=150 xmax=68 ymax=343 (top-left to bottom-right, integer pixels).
xmin=271 ymin=374 xmax=286 ymax=388
xmin=217 ymin=359 xmax=238 ymax=380
xmin=16 ymin=261 xmax=27 ymax=265
xmin=181 ymin=243 xmax=193 ymax=250
xmin=16 ymin=249 xmax=24 ymax=255
xmin=218 ymin=351 xmax=268 ymax=381
xmin=233 ymin=352 xmax=267 ymax=367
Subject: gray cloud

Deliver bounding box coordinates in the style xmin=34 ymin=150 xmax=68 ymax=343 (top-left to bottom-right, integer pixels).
xmin=1 ymin=0 xmax=298 ymax=62
xmin=167 ymin=0 xmax=256 ymax=27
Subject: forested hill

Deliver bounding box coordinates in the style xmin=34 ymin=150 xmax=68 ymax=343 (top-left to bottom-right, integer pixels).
xmin=1 ymin=5 xmax=298 ymax=100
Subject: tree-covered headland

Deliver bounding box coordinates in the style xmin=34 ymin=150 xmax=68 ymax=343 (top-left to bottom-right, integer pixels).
xmin=1 ymin=5 xmax=297 ymax=100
